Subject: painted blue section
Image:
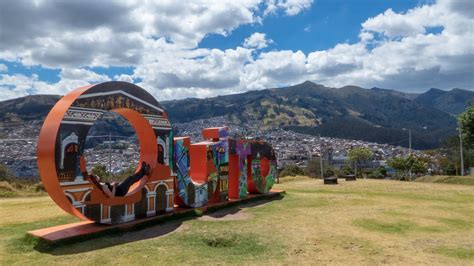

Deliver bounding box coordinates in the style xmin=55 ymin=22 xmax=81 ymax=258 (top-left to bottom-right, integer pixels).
xmin=173 ymin=138 xmax=208 ymax=207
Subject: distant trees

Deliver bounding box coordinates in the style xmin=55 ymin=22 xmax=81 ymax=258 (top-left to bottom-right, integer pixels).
xmin=90 ymin=164 xmax=137 ymax=182
xmin=366 ymin=166 xmax=388 ymax=179
xmin=91 ymin=164 xmax=113 ymax=181
xmin=434 ymin=105 xmax=474 ymax=175
xmin=388 ymin=155 xmax=427 ymax=181
xmin=457 ymin=104 xmax=474 ymax=174
xmin=458 ymin=103 xmax=474 ymax=149
xmin=438 ymin=136 xmax=464 ymax=175
xmin=348 ymin=147 xmax=372 ymax=178
xmin=342 ymin=164 xmax=354 ymax=175
xmin=0 ymin=163 xmax=12 ymax=181
xmin=305 ymin=159 xmax=322 ymax=178
xmin=91 ymin=164 xmax=107 ymax=177
xmin=324 ymin=166 xmax=335 ymax=178
xmin=279 ymin=165 xmax=305 ymax=178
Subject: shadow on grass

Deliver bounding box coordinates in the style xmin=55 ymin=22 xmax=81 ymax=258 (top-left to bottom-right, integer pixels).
xmin=25 ymin=194 xmax=284 ymax=255
xmin=35 ymin=220 xmax=185 ymax=255
xmin=202 ymin=197 xmax=283 ymax=219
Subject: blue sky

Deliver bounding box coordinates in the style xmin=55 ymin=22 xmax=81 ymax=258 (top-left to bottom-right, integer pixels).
xmin=200 ymin=0 xmax=418 ymax=53
xmin=4 ymin=0 xmax=419 ymax=83
xmin=0 ymin=0 xmax=472 ymax=101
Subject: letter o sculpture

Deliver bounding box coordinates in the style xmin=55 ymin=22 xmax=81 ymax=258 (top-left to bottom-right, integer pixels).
xmin=37 ymin=81 xmax=174 ymax=224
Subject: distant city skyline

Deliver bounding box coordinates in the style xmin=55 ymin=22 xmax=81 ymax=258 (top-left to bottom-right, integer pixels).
xmin=0 ymin=0 xmax=472 ymax=101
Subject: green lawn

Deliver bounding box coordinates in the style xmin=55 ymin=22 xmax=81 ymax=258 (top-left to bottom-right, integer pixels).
xmin=0 ymin=177 xmax=473 ymax=265
xmin=415 ymin=175 xmax=474 ymax=186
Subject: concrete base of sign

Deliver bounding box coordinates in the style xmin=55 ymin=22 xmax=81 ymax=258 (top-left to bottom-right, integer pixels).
xmin=28 ymin=189 xmax=285 ymax=244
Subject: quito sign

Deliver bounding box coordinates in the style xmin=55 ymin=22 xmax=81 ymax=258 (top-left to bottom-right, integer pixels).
xmin=37 ymin=81 xmax=278 ymax=224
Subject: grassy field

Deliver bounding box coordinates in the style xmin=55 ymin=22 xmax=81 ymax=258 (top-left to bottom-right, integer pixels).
xmin=0 ymin=181 xmax=45 ymax=198
xmin=0 ymin=177 xmax=473 ymax=265
xmin=415 ymin=175 xmax=474 ymax=186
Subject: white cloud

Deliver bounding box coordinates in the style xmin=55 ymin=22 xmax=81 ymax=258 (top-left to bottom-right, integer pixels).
xmin=0 ymin=68 xmax=111 ymax=100
xmin=135 ymin=47 xmax=253 ymax=94
xmin=0 ymin=0 xmax=311 ymax=68
xmin=60 ymin=68 xmax=110 ymax=83
xmin=0 ymin=64 xmax=7 ymax=72
xmin=242 ymin=50 xmax=307 ymax=89
xmin=362 ymin=8 xmax=430 ymax=38
xmin=358 ymin=31 xmax=373 ymax=42
xmin=114 ymin=74 xmax=134 ymax=83
xmin=242 ymin=0 xmax=473 ymax=92
xmin=243 ymin=32 xmax=273 ymax=49
xmin=264 ymin=0 xmax=313 ymax=16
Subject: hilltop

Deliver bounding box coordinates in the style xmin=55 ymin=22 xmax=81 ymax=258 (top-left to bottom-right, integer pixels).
xmin=162 ymin=82 xmax=472 ymax=149
xmin=1 ymin=82 xmax=472 ymax=149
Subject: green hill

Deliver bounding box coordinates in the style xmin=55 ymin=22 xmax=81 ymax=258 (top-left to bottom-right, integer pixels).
xmin=414 ymin=88 xmax=474 ymax=115
xmin=1 ymin=82 xmax=471 ymax=149
xmin=0 ymin=94 xmax=61 ymax=122
xmin=163 ymin=82 xmax=461 ymax=149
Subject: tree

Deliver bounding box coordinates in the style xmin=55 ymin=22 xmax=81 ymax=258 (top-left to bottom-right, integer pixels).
xmin=342 ymin=164 xmax=354 ymax=175
xmin=348 ymin=147 xmax=372 ymax=178
xmin=279 ymin=165 xmax=305 ymax=177
xmin=324 ymin=166 xmax=335 ymax=178
xmin=388 ymin=156 xmax=408 ymax=179
xmin=377 ymin=166 xmax=387 ymax=177
xmin=91 ymin=164 xmax=110 ymax=180
xmin=458 ymin=103 xmax=474 ymax=149
xmin=411 ymin=158 xmax=428 ymax=175
xmin=439 ymin=135 xmax=473 ymax=175
xmin=305 ymin=159 xmax=322 ymax=178
xmin=0 ymin=163 xmax=12 ymax=181
xmin=388 ymin=155 xmax=427 ymax=181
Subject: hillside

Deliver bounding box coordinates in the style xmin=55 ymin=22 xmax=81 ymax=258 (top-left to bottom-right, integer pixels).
xmin=414 ymin=88 xmax=474 ymax=115
xmin=162 ymin=82 xmax=462 ymax=149
xmin=0 ymin=95 xmax=61 ymax=122
xmin=0 ymin=82 xmax=471 ymax=149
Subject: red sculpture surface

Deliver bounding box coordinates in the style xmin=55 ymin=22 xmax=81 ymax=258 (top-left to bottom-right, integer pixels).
xmin=37 ymin=81 xmax=277 ymax=224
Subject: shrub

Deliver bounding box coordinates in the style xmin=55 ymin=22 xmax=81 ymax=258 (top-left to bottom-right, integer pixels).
xmin=324 ymin=167 xmax=335 ymax=178
xmin=279 ymin=165 xmax=305 ymax=177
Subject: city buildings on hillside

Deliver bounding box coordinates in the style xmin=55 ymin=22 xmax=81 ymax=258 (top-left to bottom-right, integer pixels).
xmin=0 ymin=117 xmax=428 ymax=180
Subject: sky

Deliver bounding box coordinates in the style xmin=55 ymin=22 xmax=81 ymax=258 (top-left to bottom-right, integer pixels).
xmin=0 ymin=0 xmax=473 ymax=101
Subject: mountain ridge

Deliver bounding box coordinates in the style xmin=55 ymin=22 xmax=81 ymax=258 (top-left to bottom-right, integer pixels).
xmin=0 ymin=82 xmax=472 ymax=149
xmin=414 ymin=87 xmax=474 ymax=115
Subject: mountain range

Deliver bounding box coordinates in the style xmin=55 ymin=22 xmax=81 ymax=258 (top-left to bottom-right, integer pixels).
xmin=0 ymin=81 xmax=472 ymax=149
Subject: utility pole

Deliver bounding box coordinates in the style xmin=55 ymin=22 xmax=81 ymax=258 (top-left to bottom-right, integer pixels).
xmin=108 ymin=133 xmax=112 ymax=175
xmin=408 ymin=129 xmax=412 ymax=180
xmin=409 ymin=129 xmax=412 ymax=155
xmin=354 ymin=159 xmax=357 ymax=178
xmin=319 ymin=134 xmax=324 ymax=178
xmin=459 ymin=126 xmax=465 ymax=176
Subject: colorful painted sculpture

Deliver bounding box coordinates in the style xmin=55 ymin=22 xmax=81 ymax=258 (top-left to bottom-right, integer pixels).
xmin=37 ymin=81 xmax=278 ymax=224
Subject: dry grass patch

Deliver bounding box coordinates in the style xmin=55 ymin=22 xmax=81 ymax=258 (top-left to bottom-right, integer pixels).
xmin=0 ymin=176 xmax=473 ymax=265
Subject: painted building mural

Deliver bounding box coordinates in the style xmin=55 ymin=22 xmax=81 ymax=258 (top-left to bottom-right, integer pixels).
xmin=173 ymin=137 xmax=208 ymax=208
xmin=37 ymin=81 xmax=278 ymax=225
